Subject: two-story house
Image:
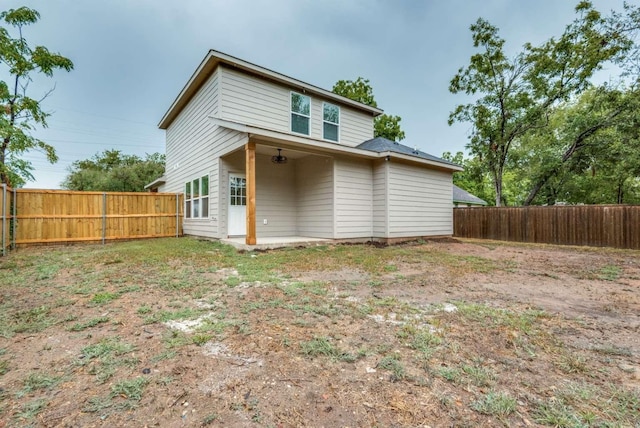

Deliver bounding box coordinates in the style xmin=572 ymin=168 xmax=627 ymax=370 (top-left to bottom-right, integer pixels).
xmin=148 ymin=50 xmax=462 ymax=246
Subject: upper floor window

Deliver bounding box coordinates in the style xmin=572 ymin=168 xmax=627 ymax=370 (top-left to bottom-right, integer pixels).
xmin=291 ymin=92 xmax=310 ymax=135
xmin=323 ymin=102 xmax=340 ymax=142
xmin=185 ymin=175 xmax=209 ymax=219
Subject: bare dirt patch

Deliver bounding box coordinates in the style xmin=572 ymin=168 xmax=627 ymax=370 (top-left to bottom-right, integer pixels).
xmin=0 ymin=238 xmax=638 ymax=427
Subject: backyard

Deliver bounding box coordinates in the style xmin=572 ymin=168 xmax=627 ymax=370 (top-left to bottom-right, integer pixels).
xmin=0 ymin=237 xmax=638 ymax=427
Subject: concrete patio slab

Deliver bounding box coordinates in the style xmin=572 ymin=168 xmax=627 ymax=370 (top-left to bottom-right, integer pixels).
xmin=221 ymin=236 xmax=332 ymax=251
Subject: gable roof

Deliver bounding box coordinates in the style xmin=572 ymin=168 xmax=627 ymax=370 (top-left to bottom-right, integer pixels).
xmin=159 ymin=50 xmax=384 ymax=129
xmin=357 ymin=137 xmax=461 ymax=168
xmin=453 ymin=184 xmax=488 ymax=206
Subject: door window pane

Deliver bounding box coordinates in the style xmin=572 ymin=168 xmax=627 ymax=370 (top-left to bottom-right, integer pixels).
xmin=230 ymin=176 xmax=247 ymax=206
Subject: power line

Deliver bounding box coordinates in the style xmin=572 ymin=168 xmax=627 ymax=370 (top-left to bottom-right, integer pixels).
xmin=42 ymin=138 xmax=163 ymax=149
xmin=47 ymin=105 xmax=159 ymax=127
xmin=43 ymin=127 xmax=161 ymax=144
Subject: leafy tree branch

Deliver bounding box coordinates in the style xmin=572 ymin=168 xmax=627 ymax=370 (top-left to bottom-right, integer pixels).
xmin=0 ymin=6 xmax=73 ymax=186
xmin=332 ymin=77 xmax=406 ymax=142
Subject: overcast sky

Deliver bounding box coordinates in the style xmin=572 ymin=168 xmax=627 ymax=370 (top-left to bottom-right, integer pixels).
xmin=2 ymin=0 xmax=628 ymax=189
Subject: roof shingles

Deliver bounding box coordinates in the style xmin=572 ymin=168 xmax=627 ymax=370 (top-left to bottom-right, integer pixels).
xmin=356 ymin=137 xmax=460 ymax=167
xmin=453 ymin=184 xmax=487 ymax=205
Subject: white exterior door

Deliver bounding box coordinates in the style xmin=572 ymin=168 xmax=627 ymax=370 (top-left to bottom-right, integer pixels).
xmin=228 ymin=174 xmax=246 ymax=236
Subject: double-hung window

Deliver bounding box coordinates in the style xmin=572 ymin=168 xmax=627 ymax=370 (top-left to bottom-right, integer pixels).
xmin=291 ymin=92 xmax=310 ymax=135
xmin=323 ymin=102 xmax=340 ymax=142
xmin=185 ymin=175 xmax=209 ymax=219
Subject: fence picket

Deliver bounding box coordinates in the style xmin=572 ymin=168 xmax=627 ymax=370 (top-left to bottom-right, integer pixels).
xmin=7 ymin=189 xmax=183 ymax=247
xmin=453 ymin=206 xmax=640 ymax=250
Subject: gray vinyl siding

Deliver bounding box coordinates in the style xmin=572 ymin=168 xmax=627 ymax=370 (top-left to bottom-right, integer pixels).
xmin=219 ymin=151 xmax=244 ymax=238
xmin=340 ymin=107 xmax=374 ymax=147
xmin=164 ymin=68 xmax=247 ymax=238
xmin=210 ymin=158 xmax=220 ymax=232
xmin=296 ymin=155 xmax=334 ymax=238
xmin=255 ymin=153 xmax=297 ymax=238
xmin=372 ymin=159 xmax=388 ymax=237
xmin=310 ymin=98 xmax=323 ymax=140
xmin=334 ymin=157 xmax=373 ymax=239
xmin=162 ymin=64 xmax=453 ymax=241
xmin=387 ymin=162 xmax=453 ymax=237
xmin=164 ymin=69 xmax=219 ymax=195
xmin=219 ymin=66 xmax=373 ymax=148
xmin=220 ymin=66 xmax=290 ymax=132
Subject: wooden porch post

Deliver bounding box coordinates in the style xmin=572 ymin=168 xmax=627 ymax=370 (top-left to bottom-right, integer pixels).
xmin=245 ymin=141 xmax=256 ymax=245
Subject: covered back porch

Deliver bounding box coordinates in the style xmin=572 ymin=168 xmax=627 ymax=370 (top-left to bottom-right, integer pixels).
xmin=219 ymin=138 xmax=338 ymax=245
xmin=210 ymin=117 xmax=458 ymax=247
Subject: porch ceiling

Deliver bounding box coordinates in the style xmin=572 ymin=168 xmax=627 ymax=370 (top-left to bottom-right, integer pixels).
xmin=254 ymin=144 xmax=314 ymax=160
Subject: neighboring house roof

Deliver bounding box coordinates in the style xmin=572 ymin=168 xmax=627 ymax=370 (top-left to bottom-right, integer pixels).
xmin=453 ymin=184 xmax=487 ymax=206
xmin=159 ymin=50 xmax=384 ymax=130
xmin=357 ymin=137 xmax=461 ymax=168
xmin=144 ymin=175 xmax=166 ymax=190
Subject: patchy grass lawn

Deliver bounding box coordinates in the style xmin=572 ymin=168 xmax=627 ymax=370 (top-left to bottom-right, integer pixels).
xmin=0 ymin=237 xmax=638 ymax=427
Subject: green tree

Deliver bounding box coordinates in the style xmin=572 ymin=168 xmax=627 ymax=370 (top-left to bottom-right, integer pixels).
xmin=374 ymin=115 xmax=405 ymax=142
xmin=332 ymin=77 xmax=406 ymax=142
xmin=332 ymin=77 xmax=376 ymax=107
xmin=449 ymin=2 xmax=629 ymax=206
xmin=0 ymin=7 xmax=73 ymax=186
xmin=608 ymin=2 xmax=640 ymax=80
xmin=520 ymin=86 xmax=630 ymax=205
xmin=62 ymin=150 xmax=166 ymax=192
xmin=518 ymin=86 xmax=640 ymax=205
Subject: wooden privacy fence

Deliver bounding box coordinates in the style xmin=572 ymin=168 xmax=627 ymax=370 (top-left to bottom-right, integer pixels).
xmin=1 ymin=186 xmax=183 ymax=251
xmin=454 ymin=205 xmax=640 ymax=250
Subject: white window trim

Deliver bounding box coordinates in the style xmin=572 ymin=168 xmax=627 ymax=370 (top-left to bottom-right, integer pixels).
xmin=290 ymin=91 xmax=311 ymax=136
xmin=322 ymin=102 xmax=340 ymax=142
xmin=185 ymin=175 xmax=210 ymax=220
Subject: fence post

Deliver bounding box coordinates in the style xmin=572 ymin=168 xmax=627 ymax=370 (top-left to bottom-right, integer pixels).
xmin=1 ymin=184 xmax=5 ymax=257
xmin=11 ymin=188 xmax=16 ymax=250
xmin=175 ymin=193 xmax=179 ymax=237
xmin=102 ymin=193 xmax=107 ymax=245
